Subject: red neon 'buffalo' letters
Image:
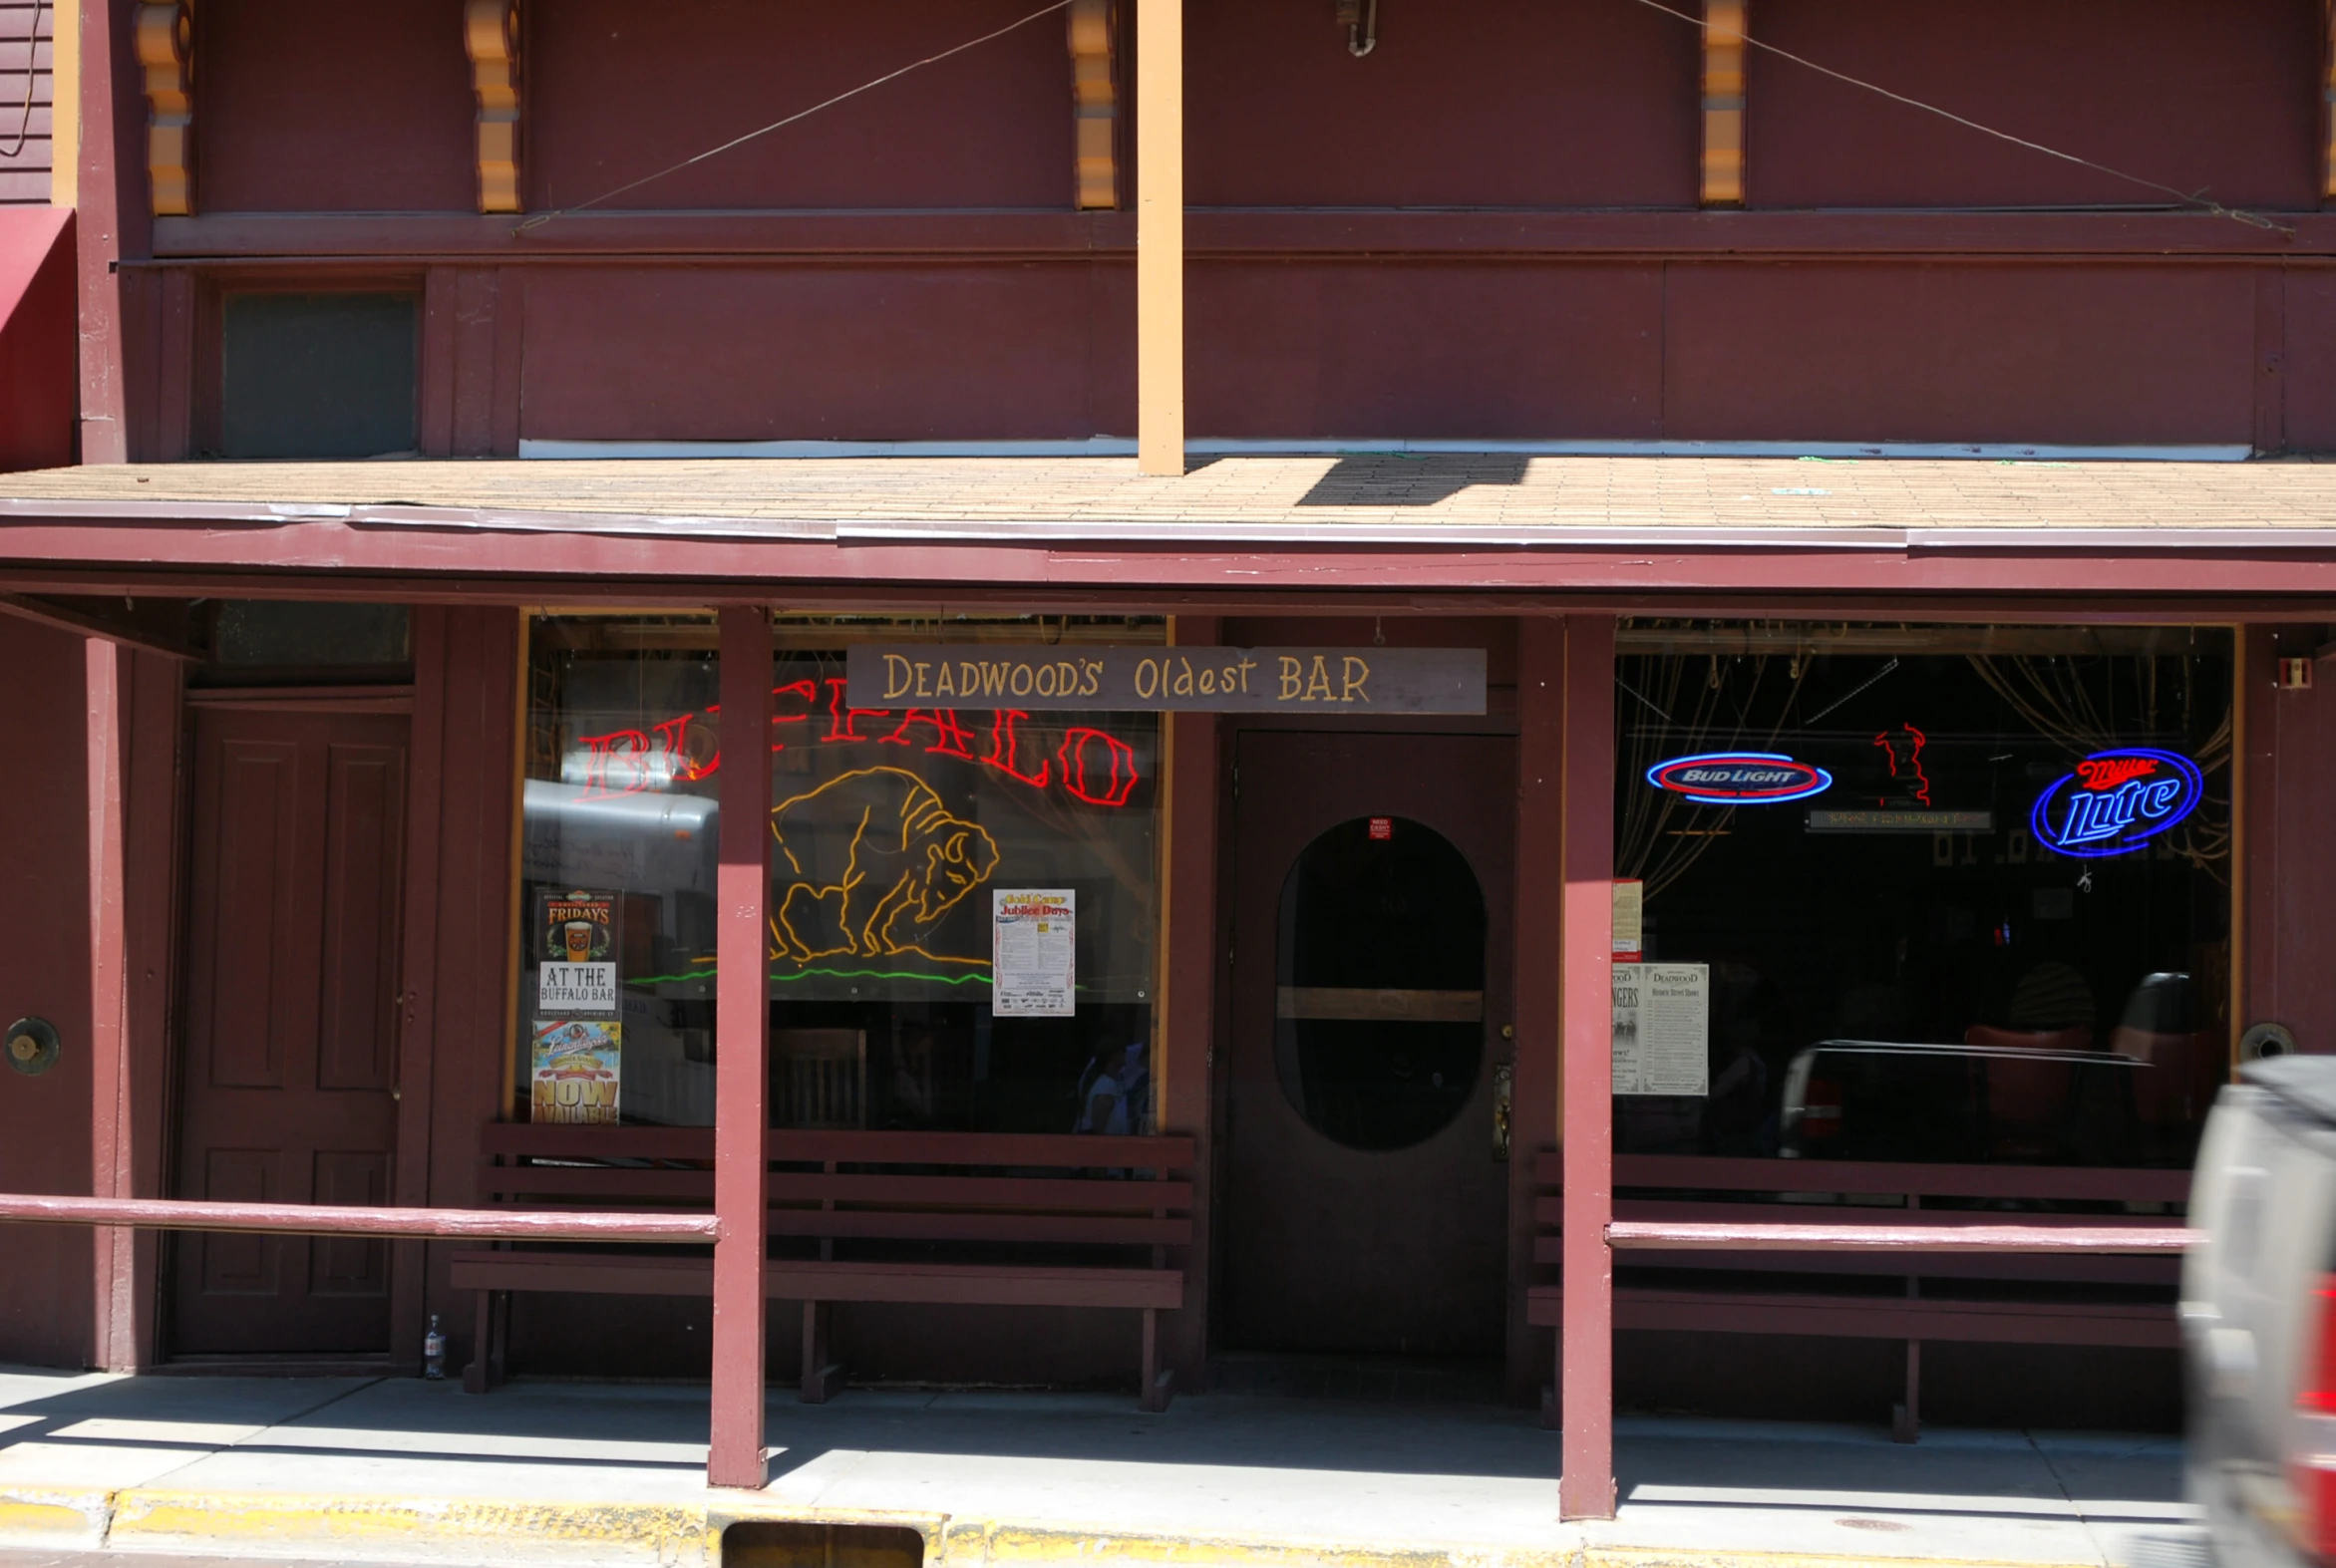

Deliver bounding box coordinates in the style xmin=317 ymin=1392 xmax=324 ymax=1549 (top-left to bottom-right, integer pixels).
xmin=574 ymin=694 xmax=1139 ymax=807
xmin=1057 ymin=728 xmax=1141 ymax=806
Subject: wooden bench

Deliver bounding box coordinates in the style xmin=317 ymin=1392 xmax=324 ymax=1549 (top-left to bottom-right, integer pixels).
xmin=1526 ymin=1152 xmax=2188 ymax=1439
xmin=453 ymin=1124 xmax=1191 ymax=1410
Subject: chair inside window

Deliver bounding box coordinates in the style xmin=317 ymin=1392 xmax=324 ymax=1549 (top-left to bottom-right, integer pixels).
xmin=774 ymin=1029 xmax=867 ymax=1129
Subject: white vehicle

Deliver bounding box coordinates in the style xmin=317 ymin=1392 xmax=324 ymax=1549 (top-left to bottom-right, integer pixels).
xmin=2182 ymin=1056 xmax=2336 ymax=1568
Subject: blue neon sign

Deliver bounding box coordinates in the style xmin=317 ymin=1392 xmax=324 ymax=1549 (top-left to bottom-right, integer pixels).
xmin=2029 ymin=748 xmax=2203 ymax=859
xmin=1647 ymin=752 xmax=1834 ymax=805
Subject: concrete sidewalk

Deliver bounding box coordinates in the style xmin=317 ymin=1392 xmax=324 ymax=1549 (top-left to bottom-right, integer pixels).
xmin=0 ymin=1366 xmax=2204 ymax=1568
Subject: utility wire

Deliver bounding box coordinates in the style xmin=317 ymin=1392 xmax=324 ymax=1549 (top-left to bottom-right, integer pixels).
xmin=1619 ymin=0 xmax=2290 ymax=235
xmin=516 ymin=0 xmax=1075 ymax=235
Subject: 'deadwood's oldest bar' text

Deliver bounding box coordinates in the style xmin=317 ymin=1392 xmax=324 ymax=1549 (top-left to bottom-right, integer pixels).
xmin=845 ymin=647 xmax=1487 ymax=714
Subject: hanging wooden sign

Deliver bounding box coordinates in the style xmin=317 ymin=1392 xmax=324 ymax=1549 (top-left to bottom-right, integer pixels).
xmin=844 ymin=646 xmax=1487 ymax=715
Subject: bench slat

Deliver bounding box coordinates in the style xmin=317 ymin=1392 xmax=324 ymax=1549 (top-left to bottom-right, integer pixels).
xmin=1533 ymin=1236 xmax=2179 ymax=1285
xmin=767 ymin=1210 xmax=1190 ymax=1246
xmin=481 ymin=1167 xmax=1192 ymax=1214
xmin=479 ymin=1125 xmax=1194 ymax=1170
xmin=1533 ymin=1151 xmax=2189 ymax=1205
xmin=1524 ymin=1286 xmax=2177 ymax=1348
xmin=451 ymin=1249 xmax=1183 ymax=1309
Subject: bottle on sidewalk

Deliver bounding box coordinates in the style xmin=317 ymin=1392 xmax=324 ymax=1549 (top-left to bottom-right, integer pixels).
xmin=423 ymin=1314 xmax=446 ymax=1381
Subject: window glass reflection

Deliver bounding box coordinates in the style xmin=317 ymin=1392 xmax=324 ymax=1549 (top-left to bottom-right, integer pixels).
xmin=1613 ymin=624 xmax=2230 ymax=1167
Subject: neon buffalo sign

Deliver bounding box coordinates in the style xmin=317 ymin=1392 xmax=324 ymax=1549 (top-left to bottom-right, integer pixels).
xmin=2029 ymin=747 xmax=2204 ymax=858
xmin=1646 ymin=752 xmax=1834 ymax=805
xmin=572 ymin=677 xmax=1142 ymax=809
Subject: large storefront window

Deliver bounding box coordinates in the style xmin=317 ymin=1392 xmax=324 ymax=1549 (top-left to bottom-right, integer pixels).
xmin=515 ymin=615 xmax=1164 ymax=1132
xmin=1613 ymin=623 xmax=2231 ymax=1168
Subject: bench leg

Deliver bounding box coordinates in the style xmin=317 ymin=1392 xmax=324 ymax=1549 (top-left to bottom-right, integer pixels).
xmin=1140 ymin=1308 xmax=1174 ymax=1412
xmin=800 ymin=1301 xmax=844 ymax=1404
xmin=462 ymin=1290 xmax=507 ymax=1395
xmin=1891 ymin=1340 xmax=1921 ymax=1444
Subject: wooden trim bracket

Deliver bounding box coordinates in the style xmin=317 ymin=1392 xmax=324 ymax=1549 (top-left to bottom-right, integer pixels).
xmin=134 ymin=0 xmax=191 ymax=217
xmin=465 ymin=0 xmax=521 ymax=214
xmin=1701 ymin=0 xmax=1746 ymax=208
xmin=2323 ymin=0 xmax=2336 ymax=204
xmin=1069 ymin=0 xmax=1116 ymax=209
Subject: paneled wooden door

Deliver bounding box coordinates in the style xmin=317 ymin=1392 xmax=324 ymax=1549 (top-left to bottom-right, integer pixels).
xmin=1222 ymin=731 xmax=1516 ymax=1356
xmin=169 ymin=707 xmax=409 ymax=1356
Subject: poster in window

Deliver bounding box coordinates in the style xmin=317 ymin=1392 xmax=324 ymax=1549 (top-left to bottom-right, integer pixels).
xmin=993 ymin=890 xmax=1076 ymax=1017
xmin=539 ymin=888 xmax=618 ymax=964
xmin=1612 ymin=962 xmax=1710 ymax=1097
xmin=538 ymin=961 xmax=617 ymax=1015
xmin=530 ymin=1018 xmax=621 ymax=1123
xmin=1611 ymin=879 xmax=1644 ymax=960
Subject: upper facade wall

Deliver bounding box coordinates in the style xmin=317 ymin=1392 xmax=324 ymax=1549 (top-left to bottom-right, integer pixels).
xmin=184 ymin=0 xmax=2322 ymax=215
xmin=1749 ymin=0 xmax=2319 ymax=209
xmin=0 ymin=0 xmax=51 ymax=205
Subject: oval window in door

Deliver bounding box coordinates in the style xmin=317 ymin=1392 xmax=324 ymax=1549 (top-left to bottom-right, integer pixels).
xmin=1273 ymin=815 xmax=1487 ymax=1150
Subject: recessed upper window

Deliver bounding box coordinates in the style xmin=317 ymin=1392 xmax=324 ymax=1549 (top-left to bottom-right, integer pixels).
xmin=220 ymin=293 xmax=418 ymax=460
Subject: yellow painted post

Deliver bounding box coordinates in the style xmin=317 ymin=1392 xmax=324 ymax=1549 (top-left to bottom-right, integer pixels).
xmin=48 ymin=0 xmax=75 ymax=206
xmin=1137 ymin=0 xmax=1183 ymax=476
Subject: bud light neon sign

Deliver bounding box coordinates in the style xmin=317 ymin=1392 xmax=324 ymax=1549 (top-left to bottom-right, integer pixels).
xmin=2029 ymin=748 xmax=2204 ymax=858
xmin=1647 ymin=752 xmax=1834 ymax=805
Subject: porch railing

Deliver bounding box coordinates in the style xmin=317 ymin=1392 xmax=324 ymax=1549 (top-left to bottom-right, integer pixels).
xmin=1608 ymin=1218 xmax=2196 ymax=1253
xmin=0 ymin=1192 xmax=720 ymax=1242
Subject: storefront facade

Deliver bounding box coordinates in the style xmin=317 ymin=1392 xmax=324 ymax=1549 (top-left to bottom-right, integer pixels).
xmin=9 ymin=0 xmax=2336 ymax=1518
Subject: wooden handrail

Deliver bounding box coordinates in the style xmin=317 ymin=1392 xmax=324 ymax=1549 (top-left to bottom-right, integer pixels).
xmin=0 ymin=1193 xmax=721 ymax=1242
xmin=1608 ymin=1219 xmax=2194 ymax=1254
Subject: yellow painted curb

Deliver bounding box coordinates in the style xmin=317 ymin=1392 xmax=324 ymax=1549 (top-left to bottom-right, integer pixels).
xmin=947 ymin=1524 xmax=1584 ymax=1568
xmin=0 ymin=1489 xmax=113 ymax=1543
xmin=1586 ymin=1551 xmax=2102 ymax=1568
xmin=109 ymin=1489 xmax=717 ymax=1566
xmin=0 ymin=1485 xmax=2122 ymax=1568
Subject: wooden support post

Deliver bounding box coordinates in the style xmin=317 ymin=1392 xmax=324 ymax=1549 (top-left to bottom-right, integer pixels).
xmin=85 ymin=638 xmax=133 ymax=1370
xmin=1700 ymin=0 xmax=1747 ymax=208
xmin=1136 ymin=0 xmax=1182 ymax=475
xmin=709 ymin=606 xmax=773 ymax=1490
xmin=1558 ymin=615 xmax=1617 ymax=1523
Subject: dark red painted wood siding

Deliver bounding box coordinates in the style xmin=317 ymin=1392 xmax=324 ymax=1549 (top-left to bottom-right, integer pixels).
xmin=0 ymin=0 xmax=51 ymax=204
xmin=526 ymin=0 xmax=1073 ymax=211
xmin=1661 ymin=263 xmax=2258 ymax=445
xmin=0 ymin=616 xmax=91 ymax=1368
xmin=1749 ymin=0 xmax=2319 ymax=209
xmin=1189 ymin=263 xmax=1664 ymax=439
xmin=504 ymin=258 xmax=2267 ymax=447
xmin=518 ymin=263 xmax=1134 ymax=441
xmin=198 ymin=0 xmax=474 ymax=211
xmin=1185 ymin=0 xmax=1699 ymax=207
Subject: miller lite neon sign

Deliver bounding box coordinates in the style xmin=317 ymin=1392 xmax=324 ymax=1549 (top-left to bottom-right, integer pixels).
xmin=2029 ymin=748 xmax=2203 ymax=858
xmin=1647 ymin=752 xmax=1834 ymax=805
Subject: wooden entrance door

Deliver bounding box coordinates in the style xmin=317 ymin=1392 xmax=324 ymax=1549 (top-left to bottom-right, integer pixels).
xmin=1223 ymin=731 xmax=1515 ymax=1356
xmin=169 ymin=706 xmax=409 ymax=1356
